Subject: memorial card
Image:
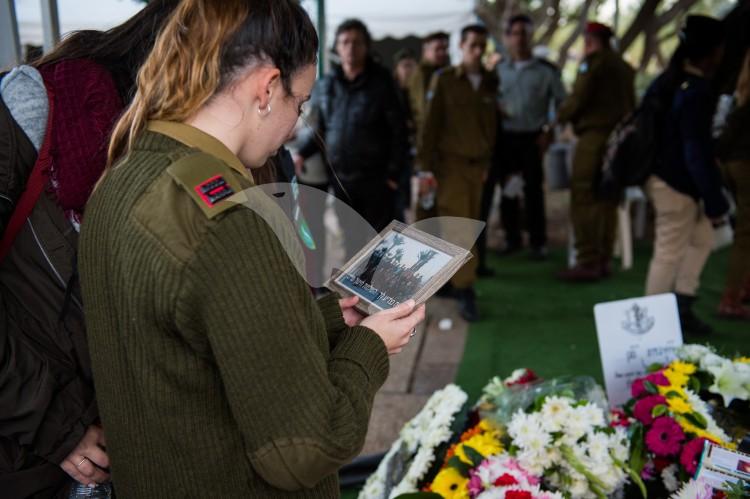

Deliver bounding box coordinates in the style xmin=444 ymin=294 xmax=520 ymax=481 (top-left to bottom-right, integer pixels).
xmin=326 ymin=221 xmax=471 ymax=315
xmin=594 ymin=293 xmax=683 ymax=407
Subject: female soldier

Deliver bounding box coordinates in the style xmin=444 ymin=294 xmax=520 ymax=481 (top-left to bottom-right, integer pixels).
xmin=0 ymin=1 xmax=178 ymax=496
xmin=79 ymin=1 xmax=425 ymax=497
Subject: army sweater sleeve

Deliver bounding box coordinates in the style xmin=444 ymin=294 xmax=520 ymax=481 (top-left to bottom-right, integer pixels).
xmin=316 ymin=293 xmax=350 ymax=346
xmin=177 ymin=206 xmax=389 ymax=492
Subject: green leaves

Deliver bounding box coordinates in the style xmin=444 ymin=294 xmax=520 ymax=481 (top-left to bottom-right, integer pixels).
xmin=651 ymin=404 xmax=668 ymax=418
xmin=462 ymin=445 xmax=485 ymax=468
xmin=682 ymin=411 xmax=708 ymax=430
xmin=628 ymin=424 xmax=647 ymax=476
xmin=446 ymin=456 xmax=472 ymax=477
xmin=647 ymin=363 xmax=664 ymax=373
xmin=446 ymin=445 xmax=484 ymax=478
xmin=643 ymin=380 xmax=659 ymax=394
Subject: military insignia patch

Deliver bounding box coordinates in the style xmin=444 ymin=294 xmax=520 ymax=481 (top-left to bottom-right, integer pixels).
xmin=195 ymin=175 xmax=235 ymax=207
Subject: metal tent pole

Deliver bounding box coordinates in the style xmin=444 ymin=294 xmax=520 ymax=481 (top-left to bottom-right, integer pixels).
xmin=317 ymin=0 xmax=326 ymax=75
xmin=41 ymin=0 xmax=61 ymax=53
xmin=1 ymin=0 xmax=22 ymax=67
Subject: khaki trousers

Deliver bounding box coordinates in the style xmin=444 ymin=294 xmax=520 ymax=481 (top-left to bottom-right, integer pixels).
xmin=570 ymin=131 xmax=618 ymax=267
xmin=435 ymin=158 xmax=488 ymax=289
xmin=722 ymin=160 xmax=750 ymax=292
xmin=645 ymin=176 xmax=714 ymax=296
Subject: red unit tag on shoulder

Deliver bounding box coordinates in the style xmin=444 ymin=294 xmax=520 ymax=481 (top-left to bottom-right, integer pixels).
xmin=195 ymin=175 xmax=235 ymax=207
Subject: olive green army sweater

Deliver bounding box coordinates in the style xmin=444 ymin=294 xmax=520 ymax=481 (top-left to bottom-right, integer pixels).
xmin=79 ymin=122 xmax=389 ymax=498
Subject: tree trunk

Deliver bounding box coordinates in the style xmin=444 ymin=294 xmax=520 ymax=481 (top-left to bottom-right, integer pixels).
xmin=537 ymin=0 xmax=562 ymax=46
xmin=556 ymin=0 xmax=595 ymax=68
xmin=619 ymin=0 xmax=662 ymax=53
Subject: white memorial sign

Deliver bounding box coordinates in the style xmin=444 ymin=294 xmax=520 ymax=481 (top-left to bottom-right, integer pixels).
xmin=594 ymin=293 xmax=683 ymax=407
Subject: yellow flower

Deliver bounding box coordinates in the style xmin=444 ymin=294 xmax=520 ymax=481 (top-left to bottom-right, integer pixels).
xmin=735 ymin=356 xmax=750 ymax=364
xmin=431 ymin=467 xmax=470 ymax=499
xmin=675 ymin=416 xmax=703 ymax=437
xmin=667 ymin=396 xmax=693 ymax=414
xmin=658 ymin=384 xmax=687 ymax=400
xmin=663 ymin=368 xmax=690 ymax=388
xmin=455 ymin=433 xmax=503 ymax=464
xmin=478 ymin=419 xmax=501 ymax=434
xmin=669 ymin=360 xmax=697 ymax=375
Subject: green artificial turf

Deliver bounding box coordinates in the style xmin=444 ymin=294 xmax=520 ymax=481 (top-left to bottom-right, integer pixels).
xmin=456 ymin=244 xmax=749 ymax=402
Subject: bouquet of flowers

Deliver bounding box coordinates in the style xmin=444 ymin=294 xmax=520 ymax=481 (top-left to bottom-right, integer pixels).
xmin=505 ymin=393 xmax=636 ymax=499
xmin=360 ymin=384 xmax=468 ymax=499
xmin=623 ymin=359 xmax=735 ymax=494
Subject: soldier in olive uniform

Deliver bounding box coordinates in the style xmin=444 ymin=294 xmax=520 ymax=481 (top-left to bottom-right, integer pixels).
xmin=419 ymin=24 xmax=499 ymax=322
xmin=410 ymin=32 xmax=451 ymax=221
xmin=409 ymin=32 xmax=451 ymax=143
xmin=557 ymin=22 xmax=635 ymax=282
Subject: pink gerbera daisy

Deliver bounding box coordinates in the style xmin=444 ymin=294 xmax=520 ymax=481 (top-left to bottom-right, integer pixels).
xmin=680 ymin=438 xmax=707 ymax=474
xmin=633 ymin=395 xmax=667 ymax=425
xmin=646 ymin=371 xmax=670 ymax=387
xmin=646 ymin=416 xmax=685 ymax=456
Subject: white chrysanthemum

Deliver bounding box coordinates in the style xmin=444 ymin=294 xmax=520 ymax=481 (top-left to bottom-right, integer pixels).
xmin=701 ymin=352 xmax=729 ymax=370
xmin=676 ymin=344 xmax=714 ymax=364
xmin=540 ymin=396 xmax=573 ymax=429
xmin=476 ymin=489 xmax=504 ymax=499
xmin=568 ymin=477 xmax=592 ymax=498
xmin=585 ymin=432 xmax=612 ymax=462
xmin=575 ymin=402 xmax=606 ymax=428
xmin=669 ymin=478 xmax=713 ymax=499
xmin=661 ymin=464 xmax=680 ymax=492
xmin=516 ymin=449 xmax=546 ymax=477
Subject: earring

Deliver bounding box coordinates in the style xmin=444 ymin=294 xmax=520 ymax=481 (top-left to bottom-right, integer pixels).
xmin=258 ymin=103 xmax=271 ymax=117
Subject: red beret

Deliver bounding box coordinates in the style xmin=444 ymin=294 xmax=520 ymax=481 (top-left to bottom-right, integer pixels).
xmin=585 ymin=22 xmax=613 ymax=37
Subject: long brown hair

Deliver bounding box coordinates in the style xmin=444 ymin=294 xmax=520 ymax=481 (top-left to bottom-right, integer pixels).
xmin=736 ymin=49 xmax=750 ymax=108
xmin=107 ymin=0 xmax=318 ymax=169
xmin=33 ymin=0 xmax=180 ymax=102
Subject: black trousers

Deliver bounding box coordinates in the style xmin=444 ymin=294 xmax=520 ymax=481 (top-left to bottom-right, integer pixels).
xmin=499 ymin=131 xmax=547 ymax=249
xmin=333 ymin=179 xmax=394 ymax=260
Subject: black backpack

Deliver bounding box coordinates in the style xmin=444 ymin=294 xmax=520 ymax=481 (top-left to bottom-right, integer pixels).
xmin=596 ymin=90 xmax=667 ymax=200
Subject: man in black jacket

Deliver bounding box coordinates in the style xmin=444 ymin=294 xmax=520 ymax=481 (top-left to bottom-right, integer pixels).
xmin=294 ymin=19 xmax=407 ymax=258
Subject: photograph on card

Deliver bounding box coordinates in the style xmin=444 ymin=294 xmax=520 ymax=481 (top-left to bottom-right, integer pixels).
xmin=327 ymin=221 xmax=471 ymax=315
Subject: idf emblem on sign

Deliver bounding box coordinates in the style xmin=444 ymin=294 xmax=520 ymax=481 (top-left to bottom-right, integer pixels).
xmin=622 ymin=303 xmax=655 ymax=336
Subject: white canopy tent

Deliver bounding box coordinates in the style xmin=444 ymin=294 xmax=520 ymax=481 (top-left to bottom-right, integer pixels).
xmin=3 ymin=0 xmax=477 ymax=68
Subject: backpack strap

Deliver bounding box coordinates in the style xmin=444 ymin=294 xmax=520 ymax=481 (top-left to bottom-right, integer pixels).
xmin=0 ymin=85 xmax=54 ymax=262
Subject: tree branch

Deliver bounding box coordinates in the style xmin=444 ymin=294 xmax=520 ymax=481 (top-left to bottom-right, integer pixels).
xmin=619 ymin=0 xmax=662 ymax=53
xmin=556 ymin=0 xmax=595 ymax=68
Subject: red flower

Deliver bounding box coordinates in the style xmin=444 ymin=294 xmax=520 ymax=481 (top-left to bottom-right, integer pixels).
xmin=505 ymin=491 xmax=532 ymax=499
xmin=632 ymin=378 xmax=647 ymax=398
xmin=654 ymin=457 xmax=671 ymax=472
xmin=646 ymin=417 xmax=685 ymax=456
xmin=680 ymin=438 xmax=707 ymax=474
xmin=506 ymin=369 xmax=539 ymax=387
xmin=609 ymin=409 xmax=630 ymax=427
xmin=633 ymin=395 xmax=666 ymax=425
xmin=494 ymin=474 xmax=518 ymax=486
xmin=646 ymin=371 xmax=670 ymax=387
